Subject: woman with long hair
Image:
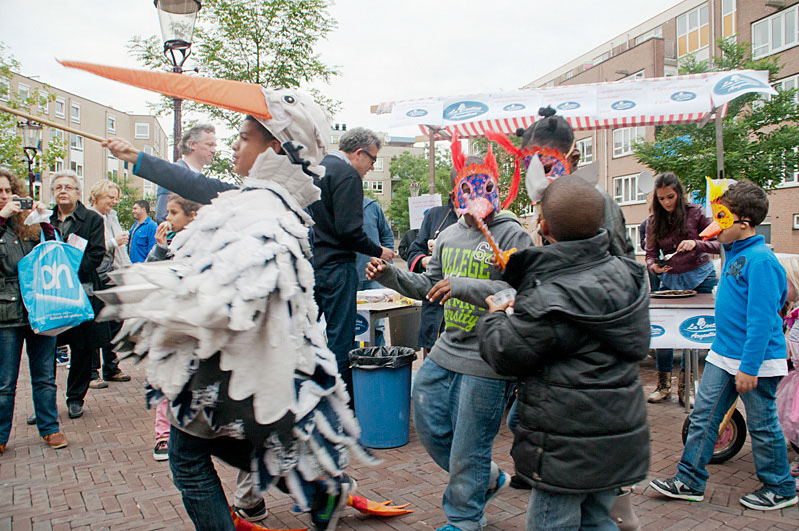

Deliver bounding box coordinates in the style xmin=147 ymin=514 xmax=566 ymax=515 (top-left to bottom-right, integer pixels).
xmin=0 ymin=168 xmax=68 ymax=454
xmin=646 ymin=172 xmax=721 ymax=406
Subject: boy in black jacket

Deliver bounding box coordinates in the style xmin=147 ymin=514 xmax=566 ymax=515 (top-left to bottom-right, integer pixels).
xmin=478 ymin=176 xmax=651 ymax=530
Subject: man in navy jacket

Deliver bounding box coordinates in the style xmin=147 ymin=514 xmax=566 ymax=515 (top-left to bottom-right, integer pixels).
xmin=307 ymin=128 xmax=394 ymax=401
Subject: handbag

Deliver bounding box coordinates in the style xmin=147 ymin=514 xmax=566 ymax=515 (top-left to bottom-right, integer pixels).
xmin=17 ymin=230 xmax=95 ymax=336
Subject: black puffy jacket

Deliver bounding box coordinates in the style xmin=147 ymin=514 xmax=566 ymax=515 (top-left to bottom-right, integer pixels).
xmin=0 ymin=221 xmax=37 ymax=328
xmin=478 ymin=230 xmax=650 ymax=494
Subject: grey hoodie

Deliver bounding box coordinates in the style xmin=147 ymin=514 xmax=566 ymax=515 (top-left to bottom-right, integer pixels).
xmin=376 ymin=213 xmax=533 ymax=379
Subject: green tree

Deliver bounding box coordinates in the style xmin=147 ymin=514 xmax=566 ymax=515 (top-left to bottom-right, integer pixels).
xmin=387 ymin=151 xmax=453 ymax=234
xmin=128 ymin=0 xmax=340 ymax=132
xmin=0 ymin=43 xmax=65 ymax=197
xmin=114 ymin=177 xmax=144 ymax=230
xmin=634 ymin=40 xmax=799 ymax=193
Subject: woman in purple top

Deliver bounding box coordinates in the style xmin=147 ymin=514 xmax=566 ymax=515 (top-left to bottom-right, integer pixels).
xmin=645 ymin=172 xmax=721 ymax=406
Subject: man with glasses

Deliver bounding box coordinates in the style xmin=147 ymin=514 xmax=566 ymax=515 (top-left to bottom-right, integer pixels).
xmin=155 ymin=124 xmax=217 ymax=223
xmin=307 ymin=127 xmax=394 ymax=403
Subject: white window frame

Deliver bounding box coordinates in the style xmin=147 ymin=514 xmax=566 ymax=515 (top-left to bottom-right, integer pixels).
xmin=54 ymin=97 xmax=65 ymax=118
xmin=373 ymin=157 xmax=384 ymax=171
xmin=363 ymin=180 xmax=370 ymax=191
xmin=143 ymin=146 xmax=154 ymax=156
xmin=780 ymin=146 xmax=799 ymax=188
xmin=143 ymin=180 xmax=156 ymax=199
xmin=612 ymin=126 xmax=646 ymax=158
xmin=752 ymin=5 xmax=799 ymax=59
xmin=107 ymin=115 xmax=116 ymax=134
xmin=135 ymin=122 xmax=150 ymax=139
xmin=613 ymin=174 xmax=646 ymax=206
xmin=0 ymin=78 xmax=9 ymax=102
xmin=677 ymin=4 xmax=709 ymax=58
xmin=722 ymin=0 xmax=736 ymax=39
xmin=17 ymin=83 xmax=30 ymax=104
xmin=371 ymin=181 xmax=384 ymax=194
xmin=626 ymin=224 xmax=644 ymax=255
xmin=634 ymin=26 xmax=662 ymax=46
xmin=793 ymin=213 xmax=799 ymax=230
xmin=70 ymin=133 xmax=84 ymax=152
xmin=575 ymin=137 xmax=593 ymax=166
xmin=330 ymin=135 xmax=340 ymax=145
xmin=625 ymin=70 xmax=645 ymax=80
xmin=70 ymin=102 xmax=80 ymax=124
xmin=593 ymin=51 xmax=610 ymax=65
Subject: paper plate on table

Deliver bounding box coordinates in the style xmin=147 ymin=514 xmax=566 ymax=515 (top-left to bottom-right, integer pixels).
xmin=650 ymin=290 xmax=697 ymax=298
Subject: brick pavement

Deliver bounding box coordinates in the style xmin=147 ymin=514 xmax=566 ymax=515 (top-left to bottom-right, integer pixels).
xmin=2 ymin=353 xmax=799 ymax=530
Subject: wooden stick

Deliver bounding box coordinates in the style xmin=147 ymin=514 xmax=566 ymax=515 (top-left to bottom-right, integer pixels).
xmin=0 ymin=103 xmax=107 ymax=143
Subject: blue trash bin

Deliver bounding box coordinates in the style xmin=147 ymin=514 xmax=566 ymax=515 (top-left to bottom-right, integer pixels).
xmin=349 ymin=347 xmax=417 ymax=449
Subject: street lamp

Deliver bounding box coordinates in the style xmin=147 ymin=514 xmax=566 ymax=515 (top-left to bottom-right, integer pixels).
xmin=154 ymin=0 xmax=201 ymax=162
xmin=17 ymin=119 xmax=42 ymax=198
xmin=409 ymin=179 xmax=420 ymax=197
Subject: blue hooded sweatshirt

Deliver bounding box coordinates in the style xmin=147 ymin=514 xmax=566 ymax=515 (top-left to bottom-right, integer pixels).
xmin=712 ymin=235 xmax=787 ymax=376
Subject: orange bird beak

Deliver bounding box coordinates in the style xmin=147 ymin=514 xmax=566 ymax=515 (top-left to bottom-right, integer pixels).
xmin=699 ymin=221 xmax=722 ymax=241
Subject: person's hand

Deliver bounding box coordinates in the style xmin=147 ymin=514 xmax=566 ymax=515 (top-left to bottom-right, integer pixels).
xmin=421 ymin=256 xmax=431 ymax=269
xmin=427 ymin=239 xmax=436 ymax=253
xmin=155 ymin=222 xmax=170 ymax=246
xmin=102 ymin=138 xmax=141 ymax=164
xmin=652 ymin=264 xmax=673 ymax=274
xmin=380 ymin=246 xmax=395 ymax=262
xmin=427 ymin=278 xmax=452 ymax=305
xmin=115 ymin=232 xmax=130 ymax=246
xmin=736 ymin=371 xmax=758 ymax=393
xmin=485 ymin=295 xmax=514 ymax=313
xmin=676 ymin=239 xmax=697 ymax=253
xmin=365 ymin=257 xmax=387 ymax=280
xmin=0 ymin=196 xmax=21 ymax=219
xmin=33 ymin=200 xmax=48 ymax=215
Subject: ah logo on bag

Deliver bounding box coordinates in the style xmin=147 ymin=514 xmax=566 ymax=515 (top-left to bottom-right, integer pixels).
xmin=679 ymin=316 xmax=715 ymax=343
xmin=41 ymin=263 xmax=75 ymax=290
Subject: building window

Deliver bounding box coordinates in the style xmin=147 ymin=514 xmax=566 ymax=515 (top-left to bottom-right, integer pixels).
xmin=756 ymin=222 xmax=772 ymax=245
xmin=70 ymin=102 xmax=80 ymax=124
xmin=49 ymin=160 xmax=63 ymax=173
xmin=625 ymin=70 xmax=645 ymax=80
xmin=143 ymin=180 xmax=156 ymax=198
xmin=752 ymin=4 xmax=798 ymax=59
xmin=593 ymin=51 xmax=610 ymax=65
xmin=49 ymin=128 xmax=64 ymax=143
xmin=371 ymin=181 xmax=384 ymax=194
xmin=373 ymin=157 xmax=384 ymax=171
xmin=564 ymin=70 xmax=574 ymax=80
xmin=626 ymin=225 xmax=644 ymax=255
xmin=69 ymin=133 xmax=84 ymax=151
xmin=575 ymin=137 xmax=593 ymax=166
xmin=635 ymin=26 xmax=662 ymax=46
xmin=677 ymin=4 xmax=709 ymax=58
xmin=55 ymin=98 xmax=65 ymax=118
xmin=69 ymin=161 xmax=84 ymax=177
xmin=722 ymin=0 xmax=736 ymax=39
xmin=17 ymin=83 xmax=30 ymax=104
xmin=0 ymin=78 xmax=9 ymax=102
xmin=780 ymin=146 xmax=799 ymax=187
xmin=613 ymin=174 xmax=646 ymax=205
xmin=135 ymin=122 xmax=150 ymax=139
xmin=108 ymin=116 xmax=116 ymax=134
xmin=363 ymin=180 xmax=369 ymax=191
xmin=612 ymin=126 xmax=646 ymax=158
xmin=143 ymin=146 xmax=154 ymax=156
xmin=330 ymin=135 xmax=340 ymax=145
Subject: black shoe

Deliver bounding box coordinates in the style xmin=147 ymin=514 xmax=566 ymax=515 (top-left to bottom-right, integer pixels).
xmin=739 ymin=486 xmax=798 ymax=511
xmin=26 ymin=414 xmax=36 ymax=425
xmin=510 ymin=474 xmax=532 ymax=490
xmin=67 ymin=402 xmax=83 ymax=419
xmin=232 ymin=499 xmax=268 ymax=522
xmin=649 ymin=477 xmax=704 ymax=502
xmin=311 ymin=475 xmax=356 ymax=531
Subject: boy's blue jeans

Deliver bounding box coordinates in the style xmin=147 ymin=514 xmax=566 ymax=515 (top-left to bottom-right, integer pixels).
xmin=677 ymin=362 xmax=795 ymax=496
xmin=526 ymin=489 xmax=617 ymax=531
xmin=412 ymin=358 xmax=514 ymax=531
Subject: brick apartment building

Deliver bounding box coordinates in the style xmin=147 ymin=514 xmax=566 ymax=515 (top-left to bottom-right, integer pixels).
xmin=1 ymin=72 xmax=168 ymax=205
xmin=524 ymin=0 xmax=799 ymax=255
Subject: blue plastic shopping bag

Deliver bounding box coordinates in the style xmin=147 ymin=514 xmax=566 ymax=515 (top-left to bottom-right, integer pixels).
xmin=17 ymin=231 xmax=94 ymax=335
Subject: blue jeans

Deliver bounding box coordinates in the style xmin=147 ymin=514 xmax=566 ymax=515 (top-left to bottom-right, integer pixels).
xmin=677 ymin=362 xmax=795 ymax=496
xmin=412 ymin=358 xmax=515 ymax=531
xmin=655 ymin=268 xmax=717 ymax=373
xmin=315 ymin=261 xmax=358 ymax=400
xmin=526 ymin=489 xmax=618 ymax=531
xmin=0 ymin=326 xmax=59 ymax=443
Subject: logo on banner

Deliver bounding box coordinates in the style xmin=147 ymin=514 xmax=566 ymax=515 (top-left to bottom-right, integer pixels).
xmin=406 ymin=108 xmax=428 ymax=118
xmin=679 ymin=316 xmax=716 ymax=343
xmin=611 ymin=100 xmax=636 ymax=111
xmin=354 ymin=314 xmax=369 ymax=335
xmin=443 ymin=101 xmax=489 ymax=121
xmin=557 ymin=101 xmax=581 ymax=111
xmin=503 ymin=103 xmax=526 ymax=112
xmin=671 ymin=91 xmax=697 ymax=102
xmin=651 ymin=325 xmax=665 ymax=337
xmin=714 ymin=74 xmax=769 ymax=96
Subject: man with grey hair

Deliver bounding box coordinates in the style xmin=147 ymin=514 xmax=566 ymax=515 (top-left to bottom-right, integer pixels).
xmin=308 ymin=127 xmax=394 ymax=403
xmin=155 ymin=123 xmax=216 ymax=223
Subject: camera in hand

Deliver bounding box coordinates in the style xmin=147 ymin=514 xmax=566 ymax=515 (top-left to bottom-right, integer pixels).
xmin=13 ymin=197 xmax=33 ymax=209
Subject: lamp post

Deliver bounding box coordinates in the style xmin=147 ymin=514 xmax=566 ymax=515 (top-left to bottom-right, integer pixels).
xmin=154 ymin=0 xmax=201 ymax=162
xmin=17 ymin=119 xmax=42 ymax=198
